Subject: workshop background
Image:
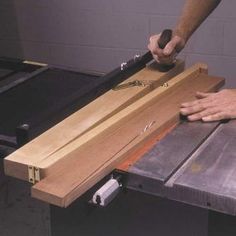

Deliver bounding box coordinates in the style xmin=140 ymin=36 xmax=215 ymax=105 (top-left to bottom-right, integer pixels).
xmin=0 ymin=0 xmax=236 ymax=87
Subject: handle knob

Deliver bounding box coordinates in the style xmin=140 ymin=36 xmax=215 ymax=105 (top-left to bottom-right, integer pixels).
xmin=158 ymin=29 xmax=173 ymax=49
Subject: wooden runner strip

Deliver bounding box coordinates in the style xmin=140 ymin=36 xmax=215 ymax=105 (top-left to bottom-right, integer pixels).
xmin=31 ymin=65 xmax=224 ymax=207
xmin=4 ymin=60 xmax=184 ymax=181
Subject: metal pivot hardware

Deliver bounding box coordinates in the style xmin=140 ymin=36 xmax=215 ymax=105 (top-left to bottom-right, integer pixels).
xmin=28 ymin=166 xmax=40 ymax=184
xmin=162 ymin=82 xmax=169 ymax=87
xmin=120 ymin=62 xmax=128 ymax=71
xmin=113 ymin=80 xmax=155 ymax=91
xmin=134 ymin=54 xmax=141 ymax=61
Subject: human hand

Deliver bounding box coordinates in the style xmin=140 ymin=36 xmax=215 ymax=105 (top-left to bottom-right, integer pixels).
xmin=148 ymin=33 xmax=185 ymax=65
xmin=180 ymin=89 xmax=236 ymax=122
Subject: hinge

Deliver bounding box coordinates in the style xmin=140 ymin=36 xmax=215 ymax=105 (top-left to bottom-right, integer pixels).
xmin=161 ymin=82 xmax=169 ymax=88
xmin=28 ymin=166 xmax=41 ymax=184
xmin=113 ymin=80 xmax=155 ymax=91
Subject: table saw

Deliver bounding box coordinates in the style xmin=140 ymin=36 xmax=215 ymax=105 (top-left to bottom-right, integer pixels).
xmin=0 ymin=56 xmax=236 ymax=236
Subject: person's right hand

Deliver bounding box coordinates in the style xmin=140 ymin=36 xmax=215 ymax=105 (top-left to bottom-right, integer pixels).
xmin=148 ymin=33 xmax=186 ymax=65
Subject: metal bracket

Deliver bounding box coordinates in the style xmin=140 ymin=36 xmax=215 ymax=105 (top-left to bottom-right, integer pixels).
xmin=120 ymin=62 xmax=128 ymax=71
xmin=134 ymin=54 xmax=141 ymax=61
xmin=28 ymin=166 xmax=41 ymax=184
xmin=113 ymin=80 xmax=155 ymax=91
xmin=161 ymin=82 xmax=169 ymax=88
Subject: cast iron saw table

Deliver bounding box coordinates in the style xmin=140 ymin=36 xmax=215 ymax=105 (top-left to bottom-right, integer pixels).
xmin=123 ymin=119 xmax=236 ymax=216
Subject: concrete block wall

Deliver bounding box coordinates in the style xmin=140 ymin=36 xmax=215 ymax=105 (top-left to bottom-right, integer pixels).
xmin=0 ymin=0 xmax=236 ymax=87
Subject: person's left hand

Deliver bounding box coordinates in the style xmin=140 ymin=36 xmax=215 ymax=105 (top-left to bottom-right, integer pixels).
xmin=180 ymin=89 xmax=236 ymax=122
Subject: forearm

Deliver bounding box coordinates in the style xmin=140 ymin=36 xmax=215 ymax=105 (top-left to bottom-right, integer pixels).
xmin=174 ymin=0 xmax=221 ymax=42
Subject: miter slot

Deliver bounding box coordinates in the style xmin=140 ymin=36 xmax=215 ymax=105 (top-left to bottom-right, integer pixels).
xmin=128 ymin=121 xmax=221 ymax=187
xmin=165 ymin=122 xmax=224 ymax=187
xmin=172 ymin=119 xmax=236 ymax=215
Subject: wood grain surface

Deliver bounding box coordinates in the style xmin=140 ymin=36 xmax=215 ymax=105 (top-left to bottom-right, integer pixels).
xmin=4 ymin=60 xmax=185 ymax=181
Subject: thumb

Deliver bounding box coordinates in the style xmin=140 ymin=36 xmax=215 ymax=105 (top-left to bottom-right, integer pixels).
xmin=163 ymin=35 xmax=185 ymax=56
xmin=163 ymin=39 xmax=177 ymax=56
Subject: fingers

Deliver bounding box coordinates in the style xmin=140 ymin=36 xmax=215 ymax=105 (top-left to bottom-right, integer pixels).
xmin=202 ymin=113 xmax=228 ymax=122
xmin=180 ymin=104 xmax=204 ymax=115
xmin=180 ymin=105 xmax=222 ymax=122
xmin=157 ymin=51 xmax=177 ymax=65
xmin=180 ymin=89 xmax=236 ymax=122
xmin=163 ymin=36 xmax=183 ymax=55
xmin=180 ymin=95 xmax=216 ymax=121
xmin=186 ymin=108 xmax=219 ymax=121
xmin=163 ymin=41 xmax=174 ymax=56
xmin=148 ymin=34 xmax=181 ymax=65
xmin=181 ymin=99 xmax=212 ymax=110
xmin=181 ymin=91 xmax=214 ymax=110
xmin=195 ymin=91 xmax=211 ymax=99
xmin=148 ymin=34 xmax=161 ymax=55
xmin=181 ymin=92 xmax=212 ymax=108
xmin=180 ymin=92 xmax=216 ymax=121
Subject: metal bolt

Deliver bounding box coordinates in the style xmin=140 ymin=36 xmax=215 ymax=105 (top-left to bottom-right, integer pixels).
xmin=134 ymin=54 xmax=141 ymax=61
xmin=121 ymin=62 xmax=128 ymax=71
xmin=162 ymin=82 xmax=169 ymax=88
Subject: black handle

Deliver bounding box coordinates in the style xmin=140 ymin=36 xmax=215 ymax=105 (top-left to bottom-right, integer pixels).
xmin=158 ymin=29 xmax=173 ymax=49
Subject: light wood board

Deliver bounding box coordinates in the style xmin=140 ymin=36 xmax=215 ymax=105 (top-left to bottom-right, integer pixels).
xmin=4 ymin=60 xmax=185 ymax=181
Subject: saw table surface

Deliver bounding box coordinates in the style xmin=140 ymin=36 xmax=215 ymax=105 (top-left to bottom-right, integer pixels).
xmin=124 ymin=120 xmax=236 ymax=216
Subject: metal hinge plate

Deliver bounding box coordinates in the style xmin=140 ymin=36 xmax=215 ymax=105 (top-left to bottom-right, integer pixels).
xmin=113 ymin=80 xmax=156 ymax=91
xmin=28 ymin=166 xmax=41 ymax=184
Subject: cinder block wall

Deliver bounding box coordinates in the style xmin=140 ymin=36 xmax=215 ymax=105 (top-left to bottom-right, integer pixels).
xmin=0 ymin=0 xmax=235 ymax=87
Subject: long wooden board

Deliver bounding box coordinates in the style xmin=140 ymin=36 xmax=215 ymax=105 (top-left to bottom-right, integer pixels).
xmin=31 ymin=64 xmax=224 ymax=207
xmin=4 ymin=60 xmax=184 ymax=181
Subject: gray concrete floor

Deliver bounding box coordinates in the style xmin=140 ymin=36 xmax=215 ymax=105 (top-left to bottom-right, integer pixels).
xmin=0 ymin=161 xmax=51 ymax=236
